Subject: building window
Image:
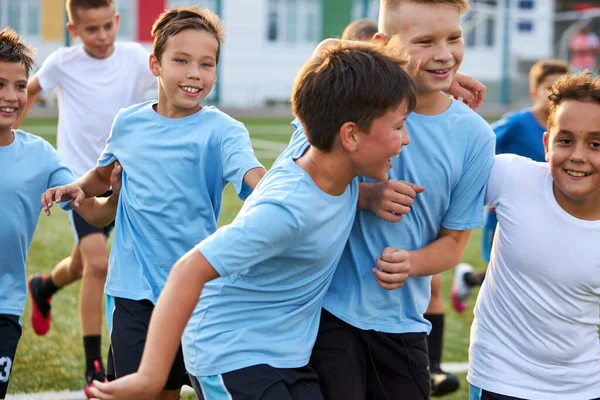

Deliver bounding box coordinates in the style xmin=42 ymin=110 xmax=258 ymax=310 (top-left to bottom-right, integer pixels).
xmin=116 ymin=0 xmax=136 ymax=40
xmin=267 ymin=0 xmax=322 ymax=44
xmin=463 ymin=0 xmax=496 ymax=48
xmin=517 ymin=20 xmax=533 ymax=32
xmin=518 ymin=0 xmax=534 ymax=9
xmin=0 ymin=0 xmax=41 ymax=38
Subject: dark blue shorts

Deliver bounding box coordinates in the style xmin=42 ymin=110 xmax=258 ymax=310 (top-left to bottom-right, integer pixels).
xmin=0 ymin=314 xmax=21 ymax=399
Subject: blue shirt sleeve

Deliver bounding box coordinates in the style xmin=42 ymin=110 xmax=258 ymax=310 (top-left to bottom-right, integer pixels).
xmin=44 ymin=141 xmax=76 ymax=188
xmin=197 ymin=201 xmax=300 ymax=277
xmin=219 ymin=121 xmax=263 ymax=201
xmin=442 ymin=135 xmax=495 ymax=230
xmin=97 ymin=111 xmax=123 ymax=167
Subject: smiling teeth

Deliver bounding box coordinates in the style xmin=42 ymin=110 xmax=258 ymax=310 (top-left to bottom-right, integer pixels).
xmin=566 ymin=170 xmax=590 ymax=177
xmin=181 ymin=86 xmax=200 ymax=93
xmin=0 ymin=107 xmax=16 ymax=113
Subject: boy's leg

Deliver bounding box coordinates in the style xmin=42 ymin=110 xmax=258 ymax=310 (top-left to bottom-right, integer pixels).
xmin=109 ymin=297 xmax=187 ymax=400
xmin=191 ymin=364 xmax=323 ymax=400
xmin=310 ymin=309 xmax=367 ymax=400
xmin=364 ymin=331 xmax=430 ymax=400
xmin=426 ymin=274 xmax=459 ymax=397
xmin=0 ymin=314 xmax=22 ymax=400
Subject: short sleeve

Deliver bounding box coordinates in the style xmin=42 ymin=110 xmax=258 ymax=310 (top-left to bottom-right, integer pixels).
xmin=220 ymin=121 xmax=264 ymax=200
xmin=442 ymin=136 xmax=495 ymax=230
xmin=44 ymin=142 xmax=76 ymax=188
xmin=197 ymin=202 xmax=300 ymax=277
xmin=37 ymin=50 xmax=61 ymax=90
xmin=485 ymin=154 xmax=517 ymax=207
xmin=97 ymin=110 xmax=124 ymax=167
xmin=492 ymin=115 xmax=517 ymax=155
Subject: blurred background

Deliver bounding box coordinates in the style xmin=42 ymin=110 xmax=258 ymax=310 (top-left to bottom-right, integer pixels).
xmin=4 ymin=0 xmax=600 ymax=116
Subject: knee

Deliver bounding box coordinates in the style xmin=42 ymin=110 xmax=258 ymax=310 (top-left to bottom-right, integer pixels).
xmin=82 ymin=257 xmax=109 ymax=280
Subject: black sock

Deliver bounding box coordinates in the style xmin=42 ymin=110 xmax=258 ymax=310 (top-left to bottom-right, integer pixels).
xmin=83 ymin=335 xmax=103 ymax=373
xmin=425 ymin=313 xmax=444 ymax=373
xmin=39 ymin=276 xmax=59 ymax=299
xmin=464 ymin=271 xmax=486 ymax=287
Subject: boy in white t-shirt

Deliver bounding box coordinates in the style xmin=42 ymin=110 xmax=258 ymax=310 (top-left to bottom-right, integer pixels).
xmin=468 ymin=73 xmax=600 ymax=400
xmin=14 ymin=0 xmax=156 ymax=392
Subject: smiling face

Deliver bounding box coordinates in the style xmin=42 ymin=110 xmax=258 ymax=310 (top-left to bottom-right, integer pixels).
xmin=392 ymin=2 xmax=464 ymax=94
xmin=0 ymin=61 xmax=27 ymax=137
xmin=150 ymin=28 xmax=218 ymax=119
xmin=68 ymin=5 xmax=119 ymax=60
xmin=353 ymin=100 xmax=410 ymax=182
xmin=543 ymin=99 xmax=600 ymax=214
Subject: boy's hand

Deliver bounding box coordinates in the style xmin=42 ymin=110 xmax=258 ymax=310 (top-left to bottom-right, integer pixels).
xmin=41 ymin=183 xmax=85 ymax=216
xmin=365 ymin=180 xmax=425 ymax=223
xmin=109 ymin=161 xmax=123 ymax=199
xmin=446 ymin=72 xmax=486 ymax=109
xmin=89 ymin=374 xmax=160 ymax=400
xmin=373 ymin=247 xmax=411 ymax=290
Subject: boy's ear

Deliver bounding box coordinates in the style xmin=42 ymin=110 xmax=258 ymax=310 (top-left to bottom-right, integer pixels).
xmin=543 ymin=131 xmax=550 ymax=161
xmin=66 ymin=22 xmax=77 ymax=38
xmin=114 ymin=13 xmax=121 ymax=29
xmin=149 ymin=54 xmax=160 ymax=77
xmin=339 ymin=122 xmax=360 ymax=153
xmin=373 ymin=32 xmax=389 ymax=45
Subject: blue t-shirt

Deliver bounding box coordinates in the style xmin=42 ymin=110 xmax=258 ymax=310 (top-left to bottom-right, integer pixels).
xmin=323 ymin=100 xmax=495 ymax=334
xmin=493 ymin=108 xmax=546 ymax=161
xmin=0 ymin=130 xmax=74 ymax=316
xmin=98 ymin=101 xmax=263 ymax=303
xmin=182 ymin=130 xmax=359 ymax=377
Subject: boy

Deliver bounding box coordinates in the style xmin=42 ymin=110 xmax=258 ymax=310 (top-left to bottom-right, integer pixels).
xmin=468 ymin=73 xmax=600 ymax=400
xmin=342 ymin=18 xmax=378 ymax=42
xmin=15 ymin=0 xmax=157 ymax=388
xmin=306 ymin=1 xmax=495 ymax=398
xmin=451 ymin=59 xmax=569 ymax=312
xmin=0 ymin=28 xmax=120 ymax=400
xmin=88 ymin=39 xmax=416 ymax=400
xmin=44 ymin=6 xmax=266 ymax=400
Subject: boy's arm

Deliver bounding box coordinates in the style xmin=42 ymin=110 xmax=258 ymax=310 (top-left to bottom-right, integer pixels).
xmin=408 ymin=228 xmax=471 ymax=277
xmin=357 ymin=180 xmax=425 ymax=223
xmin=72 ymin=162 xmax=122 ymax=227
xmin=445 ymin=72 xmax=487 ymax=110
xmin=243 ymin=167 xmax=267 ymax=190
xmin=90 ymin=249 xmax=219 ymax=400
xmin=13 ymin=74 xmax=42 ymax=128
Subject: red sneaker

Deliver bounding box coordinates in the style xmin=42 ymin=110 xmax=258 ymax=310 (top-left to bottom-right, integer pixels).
xmin=28 ymin=274 xmax=52 ymax=335
xmin=84 ymin=360 xmax=107 ymax=399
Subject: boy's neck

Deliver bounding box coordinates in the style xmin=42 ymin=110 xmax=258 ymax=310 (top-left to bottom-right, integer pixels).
xmin=153 ymin=101 xmax=202 ymax=119
xmin=295 ymin=147 xmax=354 ymax=196
xmin=0 ymin=128 xmax=14 ymax=146
xmin=413 ymin=91 xmax=452 ymax=116
xmin=530 ymin=104 xmax=549 ymax=129
xmin=553 ymin=183 xmax=600 ymax=221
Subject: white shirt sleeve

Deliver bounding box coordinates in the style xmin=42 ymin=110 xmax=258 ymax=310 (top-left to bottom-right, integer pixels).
xmin=485 ymin=154 xmax=518 ymax=207
xmin=36 ymin=49 xmax=62 ymax=90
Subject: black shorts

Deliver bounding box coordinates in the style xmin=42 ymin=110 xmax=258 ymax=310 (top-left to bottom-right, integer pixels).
xmin=472 ymin=386 xmax=600 ymax=400
xmin=68 ymin=190 xmax=114 ymax=243
xmin=190 ymin=364 xmax=322 ymax=400
xmin=106 ymin=297 xmax=189 ymax=390
xmin=0 ymin=314 xmax=22 ymax=399
xmin=310 ymin=309 xmax=430 ymax=400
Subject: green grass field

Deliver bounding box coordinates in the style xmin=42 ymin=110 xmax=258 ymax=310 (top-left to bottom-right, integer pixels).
xmin=10 ymin=116 xmax=489 ymax=399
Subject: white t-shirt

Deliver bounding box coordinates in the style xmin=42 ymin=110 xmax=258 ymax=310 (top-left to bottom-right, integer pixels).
xmin=37 ymin=42 xmax=156 ymax=178
xmin=468 ymin=154 xmax=600 ymax=399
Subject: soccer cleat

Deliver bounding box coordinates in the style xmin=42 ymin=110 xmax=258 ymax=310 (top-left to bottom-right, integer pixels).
xmin=84 ymin=359 xmax=107 ymax=399
xmin=28 ymin=274 xmax=52 ymax=335
xmin=450 ymin=263 xmax=474 ymax=313
xmin=430 ymin=369 xmax=460 ymax=397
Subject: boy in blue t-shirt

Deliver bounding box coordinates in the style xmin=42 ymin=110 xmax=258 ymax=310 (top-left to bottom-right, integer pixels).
xmin=44 ymin=7 xmax=266 ymax=400
xmin=87 ymin=41 xmax=416 ymax=400
xmin=0 ymin=28 xmax=120 ymax=399
xmin=451 ymin=59 xmax=570 ymax=313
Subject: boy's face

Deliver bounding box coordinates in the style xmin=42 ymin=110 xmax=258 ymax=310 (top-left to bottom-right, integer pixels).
xmin=531 ymin=73 xmax=564 ymax=111
xmin=0 ymin=61 xmax=27 ymax=131
xmin=390 ymin=2 xmax=464 ymax=93
xmin=150 ymin=29 xmax=218 ymax=118
xmin=68 ymin=6 xmax=119 ymax=60
xmin=354 ymin=100 xmax=410 ymax=182
xmin=543 ymin=100 xmax=600 ymax=205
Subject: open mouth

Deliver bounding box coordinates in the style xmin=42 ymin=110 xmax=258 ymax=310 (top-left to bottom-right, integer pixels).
xmin=180 ymin=85 xmax=202 ymax=95
xmin=426 ymin=68 xmax=451 ymax=76
xmin=0 ymin=107 xmax=17 ymax=115
xmin=565 ymin=169 xmax=592 ymax=177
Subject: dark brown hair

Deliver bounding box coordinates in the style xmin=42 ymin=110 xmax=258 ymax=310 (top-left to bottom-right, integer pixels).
xmin=342 ymin=19 xmax=379 ymax=41
xmin=529 ymin=59 xmax=569 ymax=92
xmin=66 ymin=0 xmax=114 ymax=23
xmin=547 ymin=73 xmax=600 ymax=131
xmin=151 ymin=6 xmax=224 ymax=63
xmin=292 ymin=41 xmax=416 ymax=152
xmin=0 ymin=28 xmax=35 ymax=78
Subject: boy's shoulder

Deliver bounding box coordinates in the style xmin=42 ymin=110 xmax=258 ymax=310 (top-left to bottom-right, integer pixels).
xmin=114 ymin=100 xmax=155 ymax=122
xmin=494 ymin=153 xmax=547 ymax=180
xmin=12 ymin=129 xmax=57 ymax=156
xmin=492 ymin=108 xmax=532 ymax=128
xmin=446 ymin=100 xmax=495 ymax=142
